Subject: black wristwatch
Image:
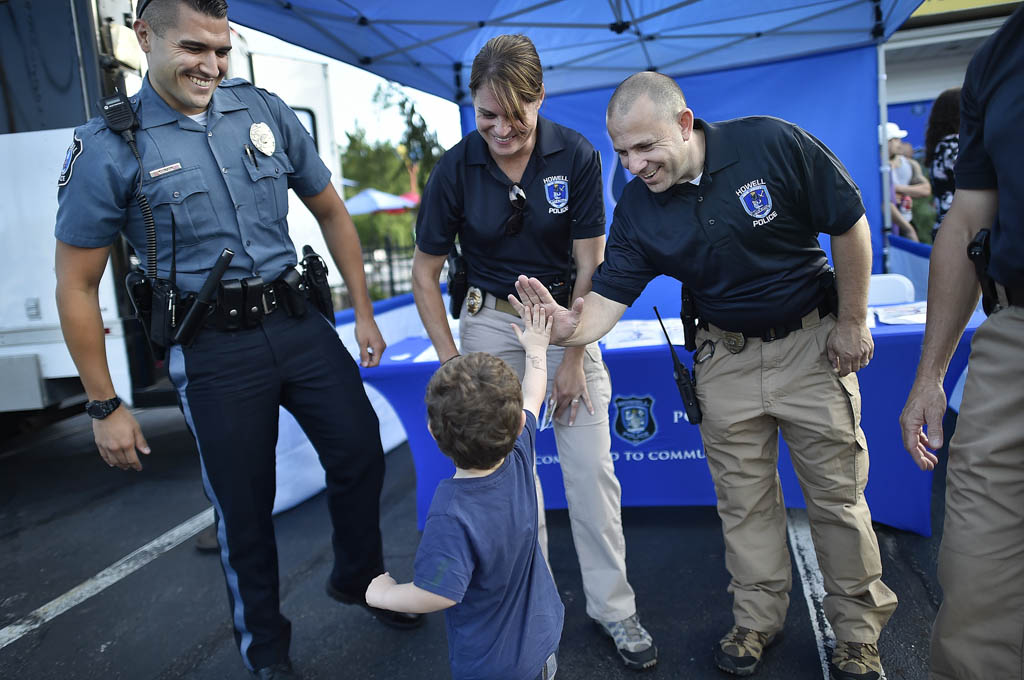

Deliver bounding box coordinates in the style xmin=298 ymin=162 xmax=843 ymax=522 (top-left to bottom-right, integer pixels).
xmin=86 ymin=396 xmax=123 ymax=420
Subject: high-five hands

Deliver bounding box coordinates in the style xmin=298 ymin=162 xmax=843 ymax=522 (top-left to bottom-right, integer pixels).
xmin=511 ymin=302 xmax=553 ymax=353
xmin=509 ymin=275 xmax=583 ymax=345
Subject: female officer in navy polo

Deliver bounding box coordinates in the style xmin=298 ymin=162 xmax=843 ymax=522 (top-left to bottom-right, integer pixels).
xmin=410 ymin=34 xmax=656 ymax=671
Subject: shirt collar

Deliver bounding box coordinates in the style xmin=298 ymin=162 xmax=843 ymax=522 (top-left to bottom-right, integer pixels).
xmin=650 ymin=118 xmax=737 ymax=205
xmin=136 ymin=76 xmax=247 ymax=131
xmin=695 ymin=118 xmax=739 ymax=174
xmin=465 ymin=115 xmax=563 ymax=166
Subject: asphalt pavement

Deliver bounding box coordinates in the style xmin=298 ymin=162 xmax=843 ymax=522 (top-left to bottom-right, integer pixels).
xmin=0 ymin=406 xmax=955 ymax=679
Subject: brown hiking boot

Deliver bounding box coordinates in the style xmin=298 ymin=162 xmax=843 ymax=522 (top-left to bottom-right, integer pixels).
xmin=714 ymin=625 xmax=778 ymax=676
xmin=829 ymin=640 xmax=881 ymax=680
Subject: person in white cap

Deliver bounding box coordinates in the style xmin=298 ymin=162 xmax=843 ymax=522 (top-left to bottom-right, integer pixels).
xmin=885 ymin=121 xmax=929 ymax=241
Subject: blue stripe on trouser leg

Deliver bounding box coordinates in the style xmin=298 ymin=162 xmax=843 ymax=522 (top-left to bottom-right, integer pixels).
xmin=167 ymin=304 xmax=387 ymax=670
xmin=168 ymin=328 xmax=290 ymax=670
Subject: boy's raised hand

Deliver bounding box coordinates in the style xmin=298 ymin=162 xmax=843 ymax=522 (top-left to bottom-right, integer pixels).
xmin=512 ymin=303 xmax=552 ymax=354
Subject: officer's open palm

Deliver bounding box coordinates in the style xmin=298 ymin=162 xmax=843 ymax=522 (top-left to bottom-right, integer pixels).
xmin=826 ymin=318 xmax=874 ymax=376
xmin=355 ymin=318 xmax=386 ymax=368
xmin=93 ymin=406 xmax=150 ymax=471
xmin=510 ymin=275 xmax=582 ymax=345
xmin=899 ymin=377 xmax=944 ymax=471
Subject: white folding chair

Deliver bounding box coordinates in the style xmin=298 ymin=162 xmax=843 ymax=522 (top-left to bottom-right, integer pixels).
xmin=868 ymin=273 xmax=915 ymax=306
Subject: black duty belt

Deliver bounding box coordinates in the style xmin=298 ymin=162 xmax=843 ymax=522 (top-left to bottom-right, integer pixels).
xmin=201 ymin=273 xmax=309 ymax=331
xmin=699 ymin=298 xmax=834 ymax=343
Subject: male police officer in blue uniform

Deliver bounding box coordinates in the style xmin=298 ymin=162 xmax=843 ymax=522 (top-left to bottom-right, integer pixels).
xmin=54 ymin=1 xmax=418 ymax=677
xmin=513 ymin=72 xmax=897 ymax=680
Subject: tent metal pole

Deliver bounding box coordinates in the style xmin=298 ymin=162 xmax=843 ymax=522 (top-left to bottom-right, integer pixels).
xmin=878 ymin=41 xmax=892 ymax=272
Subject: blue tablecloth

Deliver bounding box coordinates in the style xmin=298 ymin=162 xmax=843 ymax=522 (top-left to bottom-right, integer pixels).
xmin=362 ymin=294 xmax=983 ymax=537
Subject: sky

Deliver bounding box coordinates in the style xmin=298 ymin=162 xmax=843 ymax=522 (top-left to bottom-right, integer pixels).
xmin=230 ymin=24 xmax=464 ymax=151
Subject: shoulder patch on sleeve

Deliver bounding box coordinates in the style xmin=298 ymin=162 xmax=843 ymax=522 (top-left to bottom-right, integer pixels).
xmin=57 ymin=134 xmax=83 ymax=187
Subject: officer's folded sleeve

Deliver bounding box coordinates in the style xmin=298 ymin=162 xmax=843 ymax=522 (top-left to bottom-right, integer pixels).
xmin=54 ymin=126 xmax=131 ymax=248
xmin=788 ymin=125 xmax=866 ymax=235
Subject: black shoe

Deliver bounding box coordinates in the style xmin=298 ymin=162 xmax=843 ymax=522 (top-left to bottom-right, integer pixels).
xmin=194 ymin=524 xmax=219 ymax=553
xmin=325 ymin=578 xmax=424 ymax=629
xmin=252 ymin=660 xmax=299 ymax=679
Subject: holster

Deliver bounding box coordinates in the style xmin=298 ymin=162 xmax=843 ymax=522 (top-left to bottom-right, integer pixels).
xmin=680 ymin=286 xmax=697 ymax=352
xmin=301 ymin=247 xmax=334 ymax=321
xmin=968 ymin=228 xmax=999 ymax=315
xmin=447 ymin=248 xmax=468 ymax=319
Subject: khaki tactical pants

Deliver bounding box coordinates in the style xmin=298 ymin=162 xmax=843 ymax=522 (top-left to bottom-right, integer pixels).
xmin=693 ymin=314 xmax=897 ymax=642
xmin=931 ymin=306 xmax=1024 ymax=680
xmin=460 ymin=296 xmax=637 ymax=622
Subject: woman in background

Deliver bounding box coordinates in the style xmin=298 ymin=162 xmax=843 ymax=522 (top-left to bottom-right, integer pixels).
xmin=924 ymin=87 xmax=961 ymax=239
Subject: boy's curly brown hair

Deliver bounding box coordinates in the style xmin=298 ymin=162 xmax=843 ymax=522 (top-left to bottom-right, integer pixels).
xmin=425 ymin=352 xmax=524 ymax=470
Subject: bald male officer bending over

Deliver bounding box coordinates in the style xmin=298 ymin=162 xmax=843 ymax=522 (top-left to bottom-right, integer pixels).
xmin=512 ymin=72 xmax=896 ymax=680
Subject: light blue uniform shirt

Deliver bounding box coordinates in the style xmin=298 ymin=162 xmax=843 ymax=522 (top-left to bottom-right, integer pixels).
xmin=55 ymin=76 xmax=331 ymax=293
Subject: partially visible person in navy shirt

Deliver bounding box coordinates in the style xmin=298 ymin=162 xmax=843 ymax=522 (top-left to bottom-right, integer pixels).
xmin=366 ymin=305 xmax=562 ymax=680
xmin=901 ymin=7 xmax=1024 ymax=678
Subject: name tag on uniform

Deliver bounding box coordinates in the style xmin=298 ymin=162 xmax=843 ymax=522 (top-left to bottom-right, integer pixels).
xmin=149 ymin=162 xmax=182 ymax=178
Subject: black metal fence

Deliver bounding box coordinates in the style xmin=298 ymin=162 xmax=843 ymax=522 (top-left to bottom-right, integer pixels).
xmin=332 ymin=237 xmax=427 ymax=310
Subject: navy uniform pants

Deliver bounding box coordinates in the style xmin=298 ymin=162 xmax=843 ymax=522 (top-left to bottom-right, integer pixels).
xmin=168 ymin=302 xmax=385 ymax=671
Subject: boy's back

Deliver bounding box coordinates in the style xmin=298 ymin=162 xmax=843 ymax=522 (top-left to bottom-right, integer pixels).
xmin=415 ymin=411 xmax=562 ymax=680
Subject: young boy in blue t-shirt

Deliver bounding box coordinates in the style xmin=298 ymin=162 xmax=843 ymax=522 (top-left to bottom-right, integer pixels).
xmin=366 ymin=304 xmax=562 ymax=680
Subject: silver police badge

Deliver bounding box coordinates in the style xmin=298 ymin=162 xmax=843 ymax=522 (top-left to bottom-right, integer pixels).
xmin=249 ymin=122 xmax=276 ymax=156
xmin=466 ymin=287 xmax=483 ymax=315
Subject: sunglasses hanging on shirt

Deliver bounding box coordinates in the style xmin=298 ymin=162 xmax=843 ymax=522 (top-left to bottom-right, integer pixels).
xmin=504 ymin=183 xmax=527 ymax=236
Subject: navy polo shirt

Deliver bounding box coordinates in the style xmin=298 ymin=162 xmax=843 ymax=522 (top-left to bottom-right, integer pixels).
xmin=55 ymin=76 xmax=331 ymax=294
xmin=954 ymin=4 xmax=1024 ymax=289
xmin=416 ymin=116 xmax=606 ymax=298
xmin=592 ymin=117 xmax=865 ymax=332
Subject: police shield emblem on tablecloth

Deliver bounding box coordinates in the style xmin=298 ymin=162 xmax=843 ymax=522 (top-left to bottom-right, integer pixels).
xmin=614 ymin=395 xmax=657 ymax=444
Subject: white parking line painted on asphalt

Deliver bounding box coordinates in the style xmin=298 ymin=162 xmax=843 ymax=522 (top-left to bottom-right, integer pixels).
xmin=0 ymin=507 xmax=214 ymax=651
xmin=787 ymin=508 xmax=887 ymax=680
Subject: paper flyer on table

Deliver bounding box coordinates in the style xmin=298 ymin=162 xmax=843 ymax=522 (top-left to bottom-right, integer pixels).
xmin=873 ymin=301 xmax=927 ymax=325
xmin=601 ymin=318 xmax=687 ymax=350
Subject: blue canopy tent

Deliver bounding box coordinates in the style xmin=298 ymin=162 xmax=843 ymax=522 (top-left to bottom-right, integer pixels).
xmin=229 ymin=0 xmax=924 ymax=274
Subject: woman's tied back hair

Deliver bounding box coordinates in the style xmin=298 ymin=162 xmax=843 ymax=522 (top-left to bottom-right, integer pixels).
xmin=426 ymin=352 xmax=524 ymax=470
xmin=469 ymin=34 xmax=544 ymax=130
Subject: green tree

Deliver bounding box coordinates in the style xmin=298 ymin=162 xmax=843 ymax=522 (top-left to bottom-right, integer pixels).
xmin=373 ymin=83 xmax=446 ymax=193
xmin=341 ymin=126 xmax=415 ymax=248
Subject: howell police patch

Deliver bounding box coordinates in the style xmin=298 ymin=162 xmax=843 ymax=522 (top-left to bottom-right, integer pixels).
xmin=736 ymin=178 xmax=772 ymax=219
xmin=613 ymin=395 xmax=656 ymax=444
xmin=543 ymin=175 xmax=569 ymax=214
xmin=58 ymin=135 xmax=83 ymax=187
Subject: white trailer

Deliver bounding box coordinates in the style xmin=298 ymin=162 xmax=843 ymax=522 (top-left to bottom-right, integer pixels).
xmin=0 ymin=1 xmax=342 ymax=427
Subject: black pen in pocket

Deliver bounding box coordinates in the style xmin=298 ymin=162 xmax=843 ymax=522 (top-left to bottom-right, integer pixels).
xmin=244 ymin=143 xmax=258 ymax=169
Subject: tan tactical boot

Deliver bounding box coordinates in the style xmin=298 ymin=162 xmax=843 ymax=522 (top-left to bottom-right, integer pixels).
xmin=829 ymin=640 xmax=882 ymax=680
xmin=714 ymin=625 xmax=779 ymax=676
